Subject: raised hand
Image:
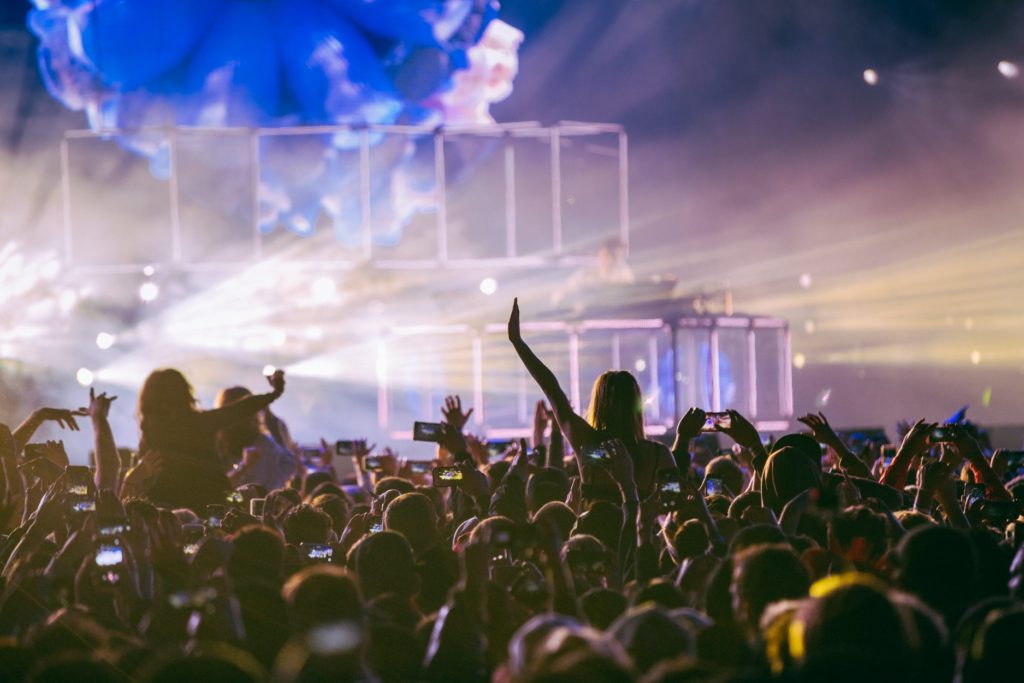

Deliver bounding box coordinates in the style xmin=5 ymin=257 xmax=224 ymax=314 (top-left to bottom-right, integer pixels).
xmin=507 ymin=297 xmax=522 ymax=344
xmin=266 ymin=369 xmax=286 ymax=397
xmin=87 ymin=388 xmax=118 ymax=421
xmin=721 ymin=410 xmax=762 ymax=451
xmin=898 ymin=419 xmax=934 ymax=457
xmin=797 ymin=412 xmax=842 ymax=447
xmin=533 ymin=399 xmax=553 ymax=447
xmin=442 ymin=395 xmax=474 ymax=432
xmin=676 ymin=407 xmax=707 ymax=443
xmin=35 ymin=407 xmax=87 ymax=432
xmin=438 ymin=422 xmax=469 ymax=460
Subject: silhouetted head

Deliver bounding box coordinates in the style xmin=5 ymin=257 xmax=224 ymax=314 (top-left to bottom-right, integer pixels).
xmin=586 ymin=371 xmax=644 ymax=445
xmin=138 ymin=368 xmax=197 ymax=424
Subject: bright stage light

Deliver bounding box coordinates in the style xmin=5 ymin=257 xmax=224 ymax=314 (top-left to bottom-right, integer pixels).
xmin=311 ymin=276 xmax=336 ymax=302
xmin=139 ymin=281 xmax=159 ymax=302
xmin=143 ymin=265 xmax=156 ymax=277
xmin=634 ymin=358 xmax=647 ymax=373
xmin=479 ymin=277 xmax=498 ymax=295
xmin=970 ymin=350 xmax=981 ymax=366
xmin=799 ymin=273 xmax=812 ymax=288
xmin=793 ymin=352 xmax=806 ymax=369
xmin=76 ymin=367 xmax=94 ymax=386
xmin=803 ymin=320 xmax=816 ymax=334
xmin=95 ymin=332 xmax=115 ymax=350
xmin=263 ymin=364 xmax=277 ymax=376
xmin=998 ymin=60 xmax=1019 ymax=79
xmin=58 ymin=289 xmax=78 ymax=313
xmin=863 ymin=68 xmax=879 ymax=85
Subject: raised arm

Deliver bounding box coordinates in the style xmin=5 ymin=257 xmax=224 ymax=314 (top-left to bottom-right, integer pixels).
xmin=88 ymin=389 xmax=120 ymax=493
xmin=12 ymin=407 xmax=86 ymax=452
xmin=196 ymin=370 xmax=285 ymax=432
xmin=507 ymin=299 xmax=593 ymax=450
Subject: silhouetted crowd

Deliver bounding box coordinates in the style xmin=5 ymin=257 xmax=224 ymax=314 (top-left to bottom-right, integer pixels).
xmin=0 ymin=300 xmax=1021 ymax=682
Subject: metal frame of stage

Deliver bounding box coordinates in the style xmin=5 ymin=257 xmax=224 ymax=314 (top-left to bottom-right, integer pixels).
xmin=379 ymin=314 xmax=793 ymax=440
xmin=59 ymin=121 xmax=629 ymax=273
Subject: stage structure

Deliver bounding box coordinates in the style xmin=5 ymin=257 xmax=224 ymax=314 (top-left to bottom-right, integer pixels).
xmin=57 ymin=121 xmax=792 ymax=440
xmin=379 ymin=313 xmax=792 ymax=440
xmin=59 ymin=121 xmax=629 ymax=271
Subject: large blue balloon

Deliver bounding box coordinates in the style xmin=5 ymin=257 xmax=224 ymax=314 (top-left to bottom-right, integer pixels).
xmin=330 ymin=0 xmax=497 ymax=48
xmin=183 ymin=1 xmax=281 ymax=126
xmin=272 ymin=0 xmax=400 ymax=125
xmin=28 ymin=0 xmax=518 ymax=244
xmin=76 ymin=0 xmax=225 ymax=90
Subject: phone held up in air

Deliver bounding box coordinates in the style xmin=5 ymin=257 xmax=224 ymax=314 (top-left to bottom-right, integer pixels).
xmin=657 ymin=469 xmax=683 ymax=512
xmin=432 ymin=466 xmax=463 ymax=487
xmin=701 ymin=412 xmax=731 ymax=433
xmin=413 ymin=421 xmax=444 ymax=443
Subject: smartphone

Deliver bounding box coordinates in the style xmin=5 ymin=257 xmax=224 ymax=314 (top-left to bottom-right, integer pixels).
xmin=657 ymin=469 xmax=683 ymax=512
xmin=249 ymin=497 xmax=266 ymax=517
xmin=300 ymin=543 xmax=334 ymax=562
xmin=95 ymin=542 xmax=124 ymax=585
xmin=408 ymin=461 xmax=432 ymax=475
xmin=226 ymin=490 xmax=245 ymax=505
xmin=98 ymin=515 xmax=131 ymax=538
xmin=581 ymin=444 xmax=611 ymax=463
xmin=930 ymin=426 xmax=958 ymax=443
xmin=183 ymin=524 xmax=204 ymax=555
xmin=70 ymin=497 xmax=96 ymax=512
xmin=705 ymin=477 xmax=724 ymax=497
xmin=335 ymin=440 xmax=358 ymax=456
xmin=432 ymin=465 xmax=463 ymax=487
xmin=964 ymin=484 xmax=985 ymax=507
xmin=363 ymin=455 xmax=387 ymax=472
xmin=487 ymin=439 xmax=514 ymax=460
xmin=95 ymin=543 xmax=124 ymax=567
xmin=701 ymin=412 xmax=732 ymax=433
xmin=206 ymin=504 xmax=227 ymax=529
xmin=413 ymin=421 xmax=444 ymax=443
xmin=368 ymin=517 xmax=384 ymax=534
xmin=65 ymin=465 xmax=92 ymax=496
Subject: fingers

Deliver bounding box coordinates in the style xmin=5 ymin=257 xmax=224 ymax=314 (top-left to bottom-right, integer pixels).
xmin=464 ymin=408 xmax=474 ymax=423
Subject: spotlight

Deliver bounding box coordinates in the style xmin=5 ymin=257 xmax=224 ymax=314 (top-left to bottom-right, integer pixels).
xmin=803 ymin=320 xmax=816 ymax=334
xmin=95 ymin=332 xmax=115 ymax=350
xmin=799 ymin=273 xmax=812 ymax=288
xmin=143 ymin=265 xmax=156 ymax=277
xmin=58 ymin=289 xmax=78 ymax=313
xmin=76 ymin=367 xmax=94 ymax=386
xmin=311 ymin=276 xmax=336 ymax=302
xmin=970 ymin=350 xmax=981 ymax=366
xmin=998 ymin=60 xmax=1019 ymax=79
xmin=634 ymin=358 xmax=647 ymax=373
xmin=479 ymin=277 xmax=498 ymax=295
xmin=139 ymin=281 xmax=159 ymax=302
xmin=793 ymin=353 xmax=806 ymax=369
xmin=863 ymin=68 xmax=879 ymax=85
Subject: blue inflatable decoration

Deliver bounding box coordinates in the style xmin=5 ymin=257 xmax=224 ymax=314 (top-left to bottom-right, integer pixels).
xmin=27 ymin=0 xmax=522 ymax=245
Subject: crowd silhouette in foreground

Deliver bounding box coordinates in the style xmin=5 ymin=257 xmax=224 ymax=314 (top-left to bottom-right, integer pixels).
xmin=0 ymin=299 xmax=1022 ymax=682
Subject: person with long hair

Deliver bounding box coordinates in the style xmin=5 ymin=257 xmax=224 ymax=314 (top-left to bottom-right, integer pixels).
xmin=506 ymin=298 xmax=674 ymax=501
xmin=136 ymin=368 xmax=286 ymax=511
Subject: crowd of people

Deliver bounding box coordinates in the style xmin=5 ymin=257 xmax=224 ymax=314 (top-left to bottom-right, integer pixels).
xmin=0 ymin=298 xmax=1022 ymax=682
